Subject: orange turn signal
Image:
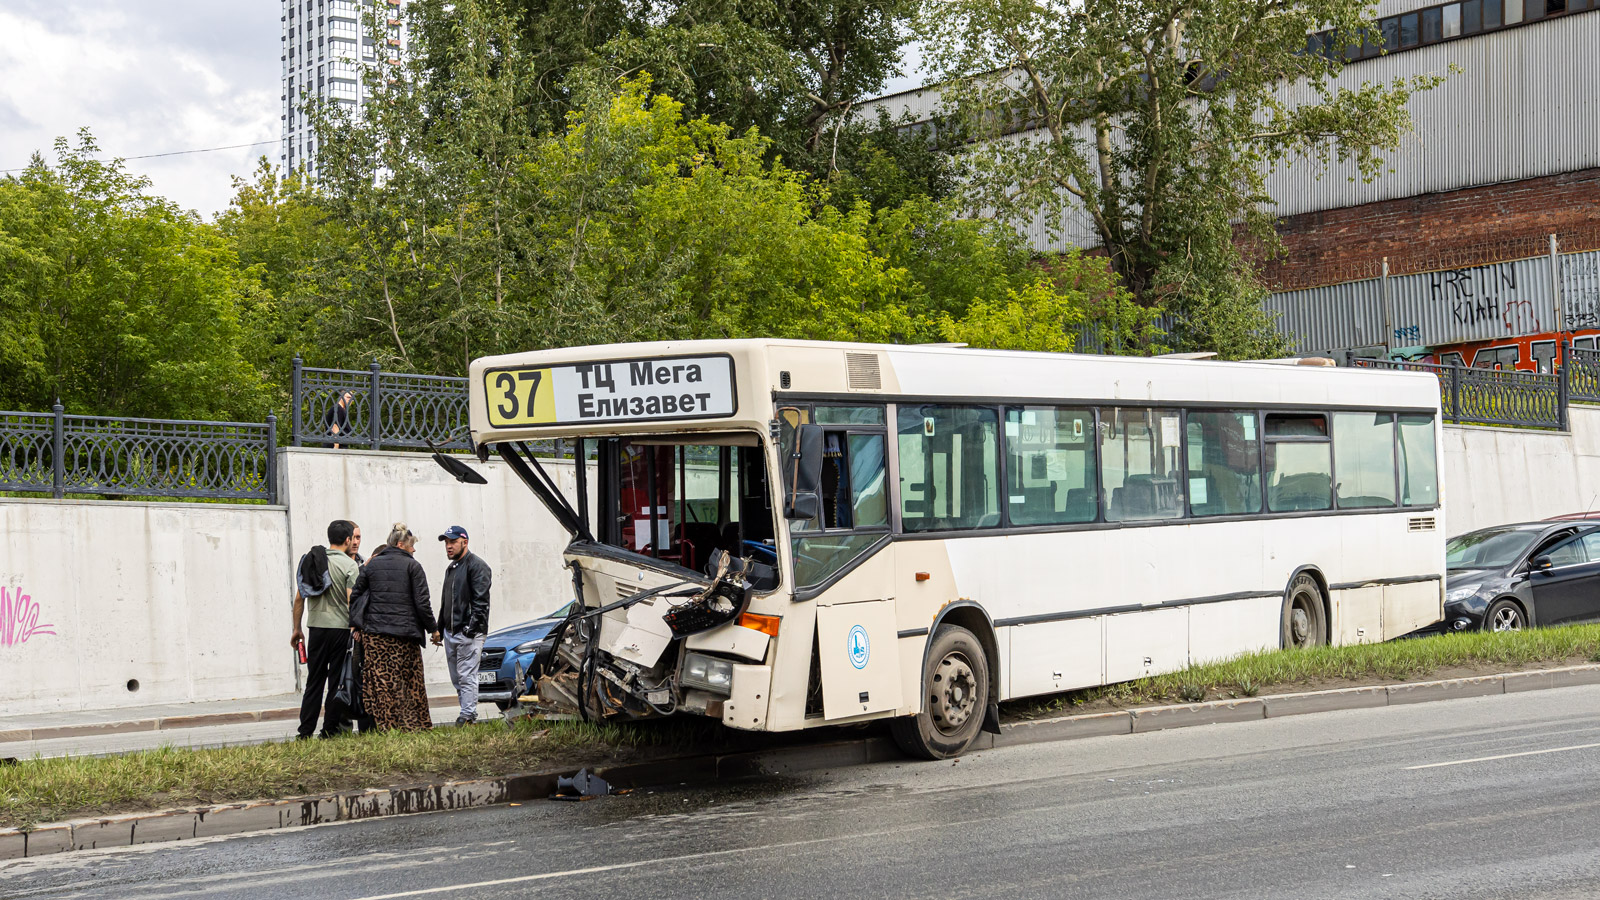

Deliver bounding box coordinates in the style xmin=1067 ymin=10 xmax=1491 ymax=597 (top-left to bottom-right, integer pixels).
xmin=738 ymin=612 xmax=781 ymax=637
xmin=915 ymin=572 xmax=931 ymax=582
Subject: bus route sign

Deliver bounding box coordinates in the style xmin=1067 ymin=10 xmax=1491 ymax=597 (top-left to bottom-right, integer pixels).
xmin=484 ymin=354 xmax=737 ymax=428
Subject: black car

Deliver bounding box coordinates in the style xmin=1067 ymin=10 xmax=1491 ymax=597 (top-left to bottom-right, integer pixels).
xmin=1428 ymin=521 xmax=1600 ymax=633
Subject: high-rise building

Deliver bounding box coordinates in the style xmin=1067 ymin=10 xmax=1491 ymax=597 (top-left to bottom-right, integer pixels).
xmin=280 ymin=0 xmax=407 ymax=175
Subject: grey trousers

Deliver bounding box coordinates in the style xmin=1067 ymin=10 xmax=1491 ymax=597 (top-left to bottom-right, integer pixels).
xmin=443 ymin=630 xmax=486 ymax=720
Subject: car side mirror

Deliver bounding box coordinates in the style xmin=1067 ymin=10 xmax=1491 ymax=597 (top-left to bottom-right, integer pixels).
xmin=784 ymin=424 xmax=824 ymax=521
xmin=1532 ymin=554 xmax=1554 ymax=571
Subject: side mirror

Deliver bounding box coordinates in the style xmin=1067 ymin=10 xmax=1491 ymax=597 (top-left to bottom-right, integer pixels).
xmin=1532 ymin=554 xmax=1554 ymax=571
xmin=784 ymin=424 xmax=824 ymax=520
xmin=427 ymin=440 xmax=489 ymax=485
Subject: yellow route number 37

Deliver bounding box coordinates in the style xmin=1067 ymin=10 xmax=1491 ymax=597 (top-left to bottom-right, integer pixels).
xmin=486 ymin=367 xmax=554 ymax=427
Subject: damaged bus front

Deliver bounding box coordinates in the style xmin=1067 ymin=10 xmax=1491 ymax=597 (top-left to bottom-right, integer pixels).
xmin=467 ymin=343 xmax=822 ymax=731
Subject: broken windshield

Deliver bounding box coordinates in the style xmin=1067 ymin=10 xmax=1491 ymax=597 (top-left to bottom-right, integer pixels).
xmin=593 ymin=434 xmax=777 ymax=574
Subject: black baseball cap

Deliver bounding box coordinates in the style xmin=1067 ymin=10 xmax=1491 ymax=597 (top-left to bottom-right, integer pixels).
xmin=438 ymin=525 xmax=469 ymax=541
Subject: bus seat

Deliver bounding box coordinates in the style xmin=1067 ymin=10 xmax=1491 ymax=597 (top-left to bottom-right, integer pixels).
xmin=1013 ymin=484 xmax=1057 ymax=524
xmin=1121 ymin=477 xmax=1158 ymax=517
xmin=1063 ymin=487 xmax=1094 ymax=521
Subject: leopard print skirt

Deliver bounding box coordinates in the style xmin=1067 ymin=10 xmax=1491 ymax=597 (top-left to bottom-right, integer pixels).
xmin=361 ymin=632 xmax=432 ymax=732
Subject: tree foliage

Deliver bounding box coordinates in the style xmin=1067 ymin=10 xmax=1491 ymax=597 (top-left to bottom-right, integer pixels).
xmin=0 ymin=132 xmax=273 ymax=419
xmin=919 ymin=0 xmax=1446 ymax=357
xmin=305 ymin=0 xmax=1120 ymax=370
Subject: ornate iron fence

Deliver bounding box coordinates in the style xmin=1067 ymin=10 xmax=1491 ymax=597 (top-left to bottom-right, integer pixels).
xmin=1569 ymin=347 xmax=1600 ymax=403
xmin=1349 ymin=356 xmax=1568 ymax=430
xmin=0 ymin=405 xmax=277 ymax=501
xmin=291 ymin=357 xmax=471 ymax=450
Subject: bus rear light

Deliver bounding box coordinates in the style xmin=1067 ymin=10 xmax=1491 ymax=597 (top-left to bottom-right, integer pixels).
xmin=737 ymin=612 xmax=781 ymax=636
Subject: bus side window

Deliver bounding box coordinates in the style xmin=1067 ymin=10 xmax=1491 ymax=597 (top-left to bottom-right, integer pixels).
xmin=1333 ymin=412 xmax=1396 ymax=508
xmin=897 ymin=405 xmax=1000 ymax=531
xmin=1101 ymin=407 xmax=1183 ymax=522
xmin=1265 ymin=414 xmax=1332 ymax=512
xmin=1005 ymin=406 xmax=1096 ymax=525
xmin=1397 ymin=414 xmax=1438 ymax=507
xmin=1185 ymin=410 xmax=1261 ymax=517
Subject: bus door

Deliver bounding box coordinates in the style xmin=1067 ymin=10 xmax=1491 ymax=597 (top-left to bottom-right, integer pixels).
xmin=783 ymin=406 xmax=899 ymax=720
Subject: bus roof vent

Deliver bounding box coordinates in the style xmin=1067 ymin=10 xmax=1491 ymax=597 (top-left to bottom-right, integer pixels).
xmin=845 ymin=352 xmax=882 ymax=391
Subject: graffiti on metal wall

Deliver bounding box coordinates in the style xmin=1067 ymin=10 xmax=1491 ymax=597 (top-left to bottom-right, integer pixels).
xmin=1564 ymin=255 xmax=1600 ymax=331
xmin=0 ymin=585 xmax=55 ymax=647
xmin=1428 ymin=262 xmax=1538 ymax=334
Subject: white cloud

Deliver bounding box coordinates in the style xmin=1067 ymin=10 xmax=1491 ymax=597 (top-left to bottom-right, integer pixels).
xmin=0 ymin=2 xmax=282 ymax=219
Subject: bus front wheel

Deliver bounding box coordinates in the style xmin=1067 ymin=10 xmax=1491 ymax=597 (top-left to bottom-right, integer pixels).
xmin=890 ymin=624 xmax=990 ymax=760
xmin=1281 ymin=573 xmax=1327 ymax=650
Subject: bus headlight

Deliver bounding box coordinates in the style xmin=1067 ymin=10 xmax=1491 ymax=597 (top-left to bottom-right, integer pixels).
xmin=682 ymin=653 xmax=734 ymax=695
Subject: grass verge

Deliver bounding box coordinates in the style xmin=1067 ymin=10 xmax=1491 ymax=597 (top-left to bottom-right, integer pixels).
xmin=1004 ymin=624 xmax=1600 ymax=721
xmin=0 ymin=716 xmax=722 ymax=831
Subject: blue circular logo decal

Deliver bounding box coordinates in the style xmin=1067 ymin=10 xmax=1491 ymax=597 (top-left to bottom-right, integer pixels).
xmin=848 ymin=625 xmax=871 ymax=669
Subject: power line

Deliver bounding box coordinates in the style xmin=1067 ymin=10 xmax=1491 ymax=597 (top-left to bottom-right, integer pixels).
xmin=1 ymin=139 xmax=280 ymax=174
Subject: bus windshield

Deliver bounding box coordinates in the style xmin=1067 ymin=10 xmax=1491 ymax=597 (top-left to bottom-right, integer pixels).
xmin=592 ymin=433 xmax=777 ymax=574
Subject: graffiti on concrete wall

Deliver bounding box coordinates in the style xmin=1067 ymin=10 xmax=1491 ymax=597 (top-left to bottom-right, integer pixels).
xmin=1 ymin=585 xmax=55 ymax=647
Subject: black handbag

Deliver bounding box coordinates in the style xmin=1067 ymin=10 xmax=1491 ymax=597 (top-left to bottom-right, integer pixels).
xmin=333 ymin=641 xmax=364 ymax=716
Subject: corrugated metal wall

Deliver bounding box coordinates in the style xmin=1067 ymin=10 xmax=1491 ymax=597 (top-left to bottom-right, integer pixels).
xmin=1263 ymin=14 xmax=1600 ymax=219
xmin=1264 ymin=279 xmax=1384 ymax=352
xmin=1267 ymin=247 xmax=1600 ymax=352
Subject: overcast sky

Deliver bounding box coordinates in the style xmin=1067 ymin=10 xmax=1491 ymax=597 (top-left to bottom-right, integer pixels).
xmin=0 ymin=2 xmax=926 ymax=221
xmin=0 ymin=1 xmax=283 ymax=219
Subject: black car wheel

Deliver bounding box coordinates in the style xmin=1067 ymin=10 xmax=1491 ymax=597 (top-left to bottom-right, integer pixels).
xmin=1484 ymin=599 xmax=1526 ymax=632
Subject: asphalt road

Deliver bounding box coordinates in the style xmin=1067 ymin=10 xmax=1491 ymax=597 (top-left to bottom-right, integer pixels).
xmin=9 ymin=685 xmax=1600 ymax=899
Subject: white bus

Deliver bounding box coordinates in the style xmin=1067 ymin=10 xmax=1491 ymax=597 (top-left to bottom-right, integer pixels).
xmin=462 ymin=339 xmax=1444 ymax=758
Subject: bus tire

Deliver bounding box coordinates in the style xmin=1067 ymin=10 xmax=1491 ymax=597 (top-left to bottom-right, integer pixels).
xmin=890 ymin=624 xmax=989 ymax=760
xmin=1281 ymin=573 xmax=1327 ymax=650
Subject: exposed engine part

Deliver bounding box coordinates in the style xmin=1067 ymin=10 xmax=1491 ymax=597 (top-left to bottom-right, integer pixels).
xmin=536 ymin=549 xmax=767 ymax=722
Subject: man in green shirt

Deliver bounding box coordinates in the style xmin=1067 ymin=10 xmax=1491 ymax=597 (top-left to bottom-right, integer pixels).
xmin=292 ymin=520 xmax=364 ymax=738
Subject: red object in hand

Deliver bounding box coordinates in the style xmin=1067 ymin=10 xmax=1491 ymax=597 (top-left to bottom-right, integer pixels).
xmin=296 ymin=639 xmax=307 ymax=665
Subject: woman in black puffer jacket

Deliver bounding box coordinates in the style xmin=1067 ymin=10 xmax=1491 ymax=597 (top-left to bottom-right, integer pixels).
xmin=351 ymin=523 xmax=437 ymax=731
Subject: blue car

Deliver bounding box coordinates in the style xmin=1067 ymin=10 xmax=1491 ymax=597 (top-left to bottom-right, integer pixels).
xmin=477 ymin=603 xmax=572 ymax=711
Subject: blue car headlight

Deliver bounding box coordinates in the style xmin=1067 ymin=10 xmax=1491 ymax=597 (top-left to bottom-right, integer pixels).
xmin=513 ymin=638 xmax=548 ymax=655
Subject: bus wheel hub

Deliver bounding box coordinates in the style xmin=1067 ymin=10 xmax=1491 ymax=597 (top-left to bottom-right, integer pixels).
xmin=1291 ymin=608 xmax=1310 ymax=643
xmin=931 ymin=655 xmax=977 ymax=731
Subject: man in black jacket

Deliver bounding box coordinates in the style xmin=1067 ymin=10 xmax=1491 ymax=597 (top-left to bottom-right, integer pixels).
xmin=437 ymin=525 xmax=492 ymax=725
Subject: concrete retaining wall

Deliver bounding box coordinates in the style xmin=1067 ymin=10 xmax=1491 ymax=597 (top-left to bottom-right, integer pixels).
xmin=276 ymin=448 xmax=585 ymax=687
xmin=0 ymin=500 xmax=292 ymax=716
xmin=1443 ymin=405 xmax=1600 ymax=534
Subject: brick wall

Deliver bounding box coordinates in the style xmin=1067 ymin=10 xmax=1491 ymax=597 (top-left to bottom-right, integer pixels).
xmin=1256 ymin=167 xmax=1600 ymax=291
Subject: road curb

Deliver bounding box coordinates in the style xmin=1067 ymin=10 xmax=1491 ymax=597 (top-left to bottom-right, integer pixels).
xmin=2 ymin=696 xmax=465 ymax=745
xmin=9 ymin=663 xmax=1600 ymax=860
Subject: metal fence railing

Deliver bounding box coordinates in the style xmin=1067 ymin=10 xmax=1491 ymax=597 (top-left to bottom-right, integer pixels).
xmin=0 ymin=405 xmax=277 ymax=502
xmin=1568 ymin=347 xmax=1600 ymax=403
xmin=1348 ymin=354 xmax=1570 ymax=430
xmin=291 ymin=357 xmax=471 ymax=451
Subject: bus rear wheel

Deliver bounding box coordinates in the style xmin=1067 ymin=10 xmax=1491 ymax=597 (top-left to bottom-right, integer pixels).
xmin=1281 ymin=573 xmax=1327 ymax=650
xmin=890 ymin=624 xmax=990 ymax=760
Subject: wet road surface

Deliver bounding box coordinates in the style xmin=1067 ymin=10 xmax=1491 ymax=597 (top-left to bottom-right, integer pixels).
xmin=8 ymin=684 xmax=1600 ymax=899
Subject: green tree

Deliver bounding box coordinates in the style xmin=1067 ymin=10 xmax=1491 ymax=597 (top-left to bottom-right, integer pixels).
xmin=216 ymin=160 xmax=337 ymax=381
xmin=305 ymin=0 xmax=1126 ymax=367
xmin=0 ymin=131 xmax=273 ymax=419
xmin=919 ymin=0 xmax=1445 ymax=357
